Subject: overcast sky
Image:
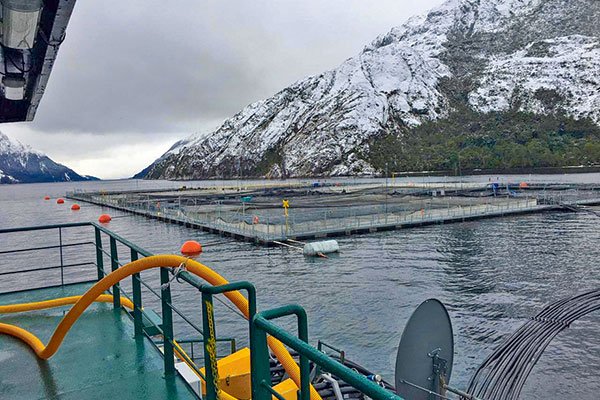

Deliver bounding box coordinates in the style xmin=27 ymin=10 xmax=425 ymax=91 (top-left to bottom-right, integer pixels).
xmin=4 ymin=0 xmax=444 ymax=179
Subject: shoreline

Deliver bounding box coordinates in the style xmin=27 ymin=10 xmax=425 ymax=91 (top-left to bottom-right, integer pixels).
xmin=150 ymin=165 xmax=600 ymax=182
xmin=390 ymin=165 xmax=600 ymax=178
xmin=2 ymin=166 xmax=600 ymax=185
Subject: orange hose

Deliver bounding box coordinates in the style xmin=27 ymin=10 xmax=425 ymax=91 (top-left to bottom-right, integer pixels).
xmin=0 ymin=255 xmax=321 ymax=400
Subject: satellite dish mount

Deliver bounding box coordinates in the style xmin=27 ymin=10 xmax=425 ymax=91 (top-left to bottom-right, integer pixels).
xmin=395 ymin=299 xmax=482 ymax=400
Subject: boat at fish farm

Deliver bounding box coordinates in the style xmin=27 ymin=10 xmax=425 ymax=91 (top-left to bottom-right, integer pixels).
xmin=1 ymin=221 xmax=599 ymax=400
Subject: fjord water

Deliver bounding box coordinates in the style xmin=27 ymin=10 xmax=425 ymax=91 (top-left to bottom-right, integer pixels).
xmin=1 ymin=175 xmax=599 ymax=399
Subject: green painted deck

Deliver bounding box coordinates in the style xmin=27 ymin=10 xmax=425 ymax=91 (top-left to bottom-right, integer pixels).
xmin=0 ymin=283 xmax=198 ymax=400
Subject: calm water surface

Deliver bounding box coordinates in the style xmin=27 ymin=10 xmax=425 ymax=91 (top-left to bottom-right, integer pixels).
xmin=1 ymin=175 xmax=599 ymax=399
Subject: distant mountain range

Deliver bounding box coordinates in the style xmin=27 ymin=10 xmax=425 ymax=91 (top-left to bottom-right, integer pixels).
xmin=137 ymin=0 xmax=600 ymax=179
xmin=0 ymin=132 xmax=97 ymax=184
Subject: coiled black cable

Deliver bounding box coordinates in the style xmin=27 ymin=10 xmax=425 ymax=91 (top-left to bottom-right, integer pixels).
xmin=466 ymin=288 xmax=600 ymax=400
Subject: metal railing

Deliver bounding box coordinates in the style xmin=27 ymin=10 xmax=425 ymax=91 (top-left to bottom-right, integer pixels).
xmin=250 ymin=305 xmax=401 ymax=400
xmin=1 ymin=222 xmax=404 ymax=400
xmin=0 ymin=222 xmax=236 ymax=384
xmin=176 ymin=271 xmax=403 ymax=400
xmin=0 ymin=222 xmax=98 ymax=290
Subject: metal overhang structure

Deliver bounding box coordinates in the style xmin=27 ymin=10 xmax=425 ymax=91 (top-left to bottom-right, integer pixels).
xmin=0 ymin=0 xmax=76 ymax=123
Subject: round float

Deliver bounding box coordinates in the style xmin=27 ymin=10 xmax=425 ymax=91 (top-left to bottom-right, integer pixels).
xmin=98 ymin=214 xmax=112 ymax=223
xmin=180 ymin=240 xmax=202 ymax=258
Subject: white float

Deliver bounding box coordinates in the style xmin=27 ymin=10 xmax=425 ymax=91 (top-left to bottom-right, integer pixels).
xmin=303 ymin=240 xmax=340 ymax=257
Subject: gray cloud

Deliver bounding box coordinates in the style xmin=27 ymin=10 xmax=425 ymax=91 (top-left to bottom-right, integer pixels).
xmin=5 ymin=0 xmax=444 ymax=178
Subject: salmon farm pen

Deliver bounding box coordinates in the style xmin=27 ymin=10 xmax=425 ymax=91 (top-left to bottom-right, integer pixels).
xmin=67 ymin=181 xmax=600 ymax=245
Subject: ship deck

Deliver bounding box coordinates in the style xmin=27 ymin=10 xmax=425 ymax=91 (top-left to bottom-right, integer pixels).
xmin=0 ymin=282 xmax=197 ymax=400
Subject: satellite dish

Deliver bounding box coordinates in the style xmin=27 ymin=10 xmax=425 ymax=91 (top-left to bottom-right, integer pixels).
xmin=395 ymin=299 xmax=454 ymax=400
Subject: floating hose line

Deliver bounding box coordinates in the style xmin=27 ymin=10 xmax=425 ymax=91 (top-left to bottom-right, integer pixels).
xmin=466 ymin=288 xmax=600 ymax=400
xmin=0 ymin=255 xmax=323 ymax=400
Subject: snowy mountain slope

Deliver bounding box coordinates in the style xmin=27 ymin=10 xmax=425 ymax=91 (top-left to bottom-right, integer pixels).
xmin=469 ymin=35 xmax=600 ymax=122
xmin=0 ymin=132 xmax=95 ymax=184
xmin=132 ymin=131 xmax=213 ymax=179
xmin=140 ymin=0 xmax=600 ymax=179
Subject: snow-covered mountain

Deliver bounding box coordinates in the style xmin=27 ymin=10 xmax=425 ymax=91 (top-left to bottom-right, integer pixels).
xmin=140 ymin=0 xmax=600 ymax=179
xmin=0 ymin=132 xmax=95 ymax=184
xmin=132 ymin=131 xmax=212 ymax=179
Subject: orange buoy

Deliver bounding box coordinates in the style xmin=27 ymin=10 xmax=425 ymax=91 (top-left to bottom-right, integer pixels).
xmin=56 ymin=198 xmax=65 ymax=204
xmin=180 ymin=240 xmax=203 ymax=258
xmin=519 ymin=182 xmax=529 ymax=189
xmin=98 ymin=214 xmax=112 ymax=223
xmin=44 ymin=196 xmax=50 ymax=200
xmin=71 ymin=204 xmax=81 ymax=211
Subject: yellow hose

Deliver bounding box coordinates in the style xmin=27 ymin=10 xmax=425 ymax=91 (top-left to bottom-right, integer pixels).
xmin=0 ymin=295 xmax=235 ymax=400
xmin=0 ymin=255 xmax=321 ymax=400
xmin=0 ymin=294 xmax=133 ymax=313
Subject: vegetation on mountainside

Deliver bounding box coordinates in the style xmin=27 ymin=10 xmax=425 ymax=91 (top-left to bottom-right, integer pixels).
xmin=254 ymin=146 xmax=284 ymax=177
xmin=367 ymin=110 xmax=600 ymax=174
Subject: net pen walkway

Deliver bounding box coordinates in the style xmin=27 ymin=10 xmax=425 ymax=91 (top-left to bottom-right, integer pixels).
xmin=67 ymin=186 xmax=600 ymax=245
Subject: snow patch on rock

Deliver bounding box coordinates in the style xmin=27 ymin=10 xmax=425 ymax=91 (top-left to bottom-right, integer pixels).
xmin=469 ymin=35 xmax=600 ymax=123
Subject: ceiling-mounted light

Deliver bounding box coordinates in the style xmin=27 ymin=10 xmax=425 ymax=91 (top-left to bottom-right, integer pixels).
xmin=2 ymin=75 xmax=25 ymax=100
xmin=0 ymin=0 xmax=43 ymax=49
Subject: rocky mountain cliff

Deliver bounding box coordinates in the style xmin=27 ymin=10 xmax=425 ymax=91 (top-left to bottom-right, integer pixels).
xmin=140 ymin=0 xmax=600 ymax=179
xmin=0 ymin=132 xmax=95 ymax=184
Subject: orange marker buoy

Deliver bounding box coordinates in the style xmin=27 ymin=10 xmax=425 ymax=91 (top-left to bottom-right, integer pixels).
xmin=519 ymin=182 xmax=529 ymax=189
xmin=180 ymin=240 xmax=203 ymax=258
xmin=98 ymin=214 xmax=112 ymax=223
xmin=56 ymin=198 xmax=65 ymax=204
xmin=44 ymin=196 xmax=50 ymax=200
xmin=71 ymin=204 xmax=81 ymax=211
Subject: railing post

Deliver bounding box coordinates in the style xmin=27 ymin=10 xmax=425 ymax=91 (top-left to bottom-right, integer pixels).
xmin=131 ymin=249 xmax=143 ymax=337
xmin=94 ymin=227 xmax=104 ymax=280
xmin=58 ymin=227 xmax=64 ymax=286
xmin=160 ymin=267 xmax=176 ymax=375
xmin=202 ymin=291 xmax=220 ymax=400
xmin=252 ymin=306 xmax=310 ymax=400
xmin=250 ymin=319 xmax=272 ymax=400
xmin=109 ymin=237 xmax=120 ymax=309
xmin=297 ymin=311 xmax=310 ymax=400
